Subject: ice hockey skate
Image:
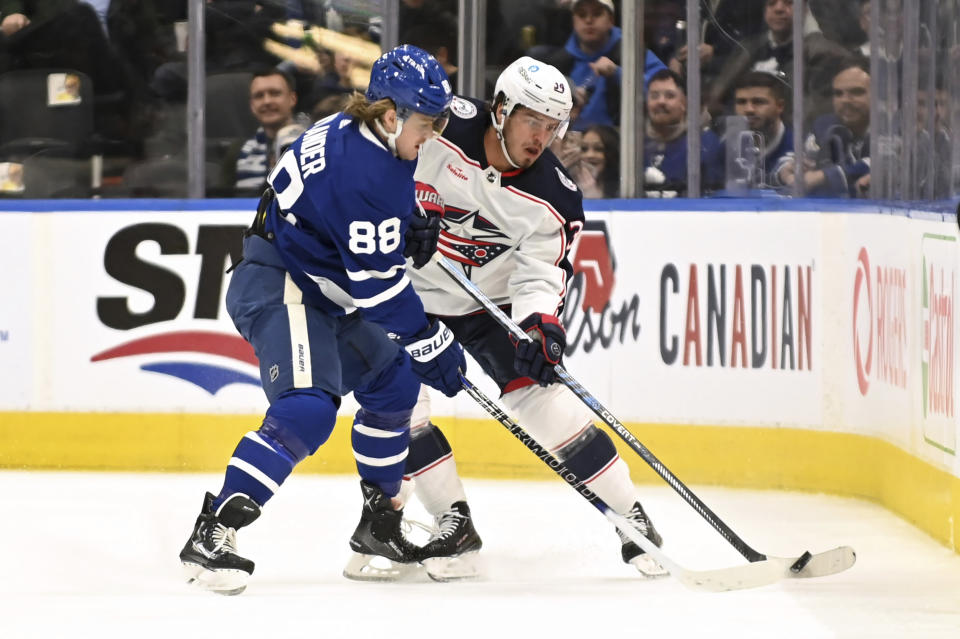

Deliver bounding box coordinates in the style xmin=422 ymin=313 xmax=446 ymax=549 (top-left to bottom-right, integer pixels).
xmin=343 ymin=480 xmax=426 ymax=582
xmin=180 ymin=492 xmax=261 ymax=595
xmin=616 ymin=501 xmax=669 ymax=578
xmin=419 ymin=501 xmax=483 ymax=582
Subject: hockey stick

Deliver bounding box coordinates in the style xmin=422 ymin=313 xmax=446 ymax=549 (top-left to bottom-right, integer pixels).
xmin=458 ymin=374 xmax=855 ymax=592
xmin=434 ymin=253 xmax=854 ymax=569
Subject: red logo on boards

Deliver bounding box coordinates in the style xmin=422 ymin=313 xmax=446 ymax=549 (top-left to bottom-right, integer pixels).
xmin=852 ymin=247 xmax=907 ymax=397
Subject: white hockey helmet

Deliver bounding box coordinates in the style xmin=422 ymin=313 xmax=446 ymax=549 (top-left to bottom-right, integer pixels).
xmin=493 ymin=56 xmax=573 ymax=140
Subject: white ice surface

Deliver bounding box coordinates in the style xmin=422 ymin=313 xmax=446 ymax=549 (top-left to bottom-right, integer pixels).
xmin=2 ymin=471 xmax=959 ymax=639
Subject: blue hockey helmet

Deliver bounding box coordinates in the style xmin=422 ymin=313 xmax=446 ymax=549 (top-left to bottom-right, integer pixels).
xmin=366 ymin=44 xmax=453 ymax=136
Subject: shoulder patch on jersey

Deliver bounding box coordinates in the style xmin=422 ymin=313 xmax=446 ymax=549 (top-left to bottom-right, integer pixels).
xmin=555 ymin=166 xmax=578 ymax=192
xmin=450 ymin=96 xmax=478 ymax=119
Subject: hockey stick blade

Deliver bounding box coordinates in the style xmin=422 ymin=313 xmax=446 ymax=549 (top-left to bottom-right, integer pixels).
xmin=609 ymin=509 xmax=855 ymax=592
xmin=457 ymin=373 xmax=856 ymax=593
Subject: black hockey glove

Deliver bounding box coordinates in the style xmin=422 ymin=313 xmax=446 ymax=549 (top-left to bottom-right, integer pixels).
xmin=400 ymin=319 xmax=466 ymax=397
xmin=404 ymin=181 xmax=445 ymax=269
xmin=511 ymin=313 xmax=566 ymax=386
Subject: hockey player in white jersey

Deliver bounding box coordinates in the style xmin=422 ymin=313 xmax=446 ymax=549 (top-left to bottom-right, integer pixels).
xmin=359 ymin=57 xmax=667 ymax=579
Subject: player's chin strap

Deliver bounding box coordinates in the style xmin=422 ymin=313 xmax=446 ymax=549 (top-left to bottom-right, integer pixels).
xmin=490 ymin=109 xmax=522 ymax=169
xmin=375 ymin=117 xmax=404 ymax=157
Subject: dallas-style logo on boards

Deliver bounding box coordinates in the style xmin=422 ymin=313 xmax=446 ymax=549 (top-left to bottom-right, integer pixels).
xmin=659 ymin=260 xmax=814 ymax=371
xmin=90 ymin=222 xmax=259 ymax=394
xmin=563 ymin=220 xmax=640 ymax=355
xmin=852 ymin=247 xmax=907 ymax=396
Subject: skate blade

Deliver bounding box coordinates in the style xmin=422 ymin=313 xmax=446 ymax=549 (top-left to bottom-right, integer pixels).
xmin=629 ymin=554 xmax=670 ymax=579
xmin=342 ymin=553 xmax=424 ymax=583
xmin=423 ymin=551 xmax=482 ymax=582
xmin=181 ymin=561 xmax=249 ymax=595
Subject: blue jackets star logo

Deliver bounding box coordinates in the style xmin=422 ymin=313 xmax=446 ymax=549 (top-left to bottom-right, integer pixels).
xmin=437 ymin=205 xmax=510 ymax=276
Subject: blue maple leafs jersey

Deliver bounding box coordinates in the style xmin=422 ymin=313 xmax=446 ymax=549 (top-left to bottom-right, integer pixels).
xmin=262 ymin=112 xmax=429 ymax=338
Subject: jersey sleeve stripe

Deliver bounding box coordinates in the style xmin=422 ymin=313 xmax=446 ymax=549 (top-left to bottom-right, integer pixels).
xmin=346 ymin=264 xmax=406 ymax=281
xmin=352 ymin=274 xmax=411 ymax=308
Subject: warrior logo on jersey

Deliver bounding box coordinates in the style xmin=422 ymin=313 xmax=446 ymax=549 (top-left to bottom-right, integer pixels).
xmin=564 ymin=219 xmax=641 ymax=355
xmin=437 ymin=205 xmax=510 ymax=276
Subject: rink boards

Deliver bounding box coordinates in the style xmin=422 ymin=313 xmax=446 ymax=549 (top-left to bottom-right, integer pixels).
xmin=0 ymin=198 xmax=957 ymax=552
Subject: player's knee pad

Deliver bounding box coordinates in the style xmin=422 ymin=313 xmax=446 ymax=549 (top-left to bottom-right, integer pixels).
xmin=502 ymin=382 xmax=595 ymax=451
xmin=405 ymin=421 xmax=452 ymax=476
xmin=352 ymin=407 xmax=413 ymax=497
xmin=262 ymin=388 xmax=340 ymax=461
xmin=555 ymin=425 xmax=619 ymax=481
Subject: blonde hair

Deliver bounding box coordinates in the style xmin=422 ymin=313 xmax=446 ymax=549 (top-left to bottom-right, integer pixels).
xmin=343 ymin=92 xmax=395 ymax=128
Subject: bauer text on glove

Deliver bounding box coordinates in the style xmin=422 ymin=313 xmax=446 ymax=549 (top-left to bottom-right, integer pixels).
xmin=401 ymin=319 xmax=466 ymax=397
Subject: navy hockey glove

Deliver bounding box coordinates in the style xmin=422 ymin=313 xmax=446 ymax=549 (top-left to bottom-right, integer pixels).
xmin=401 ymin=319 xmax=466 ymax=397
xmin=404 ymin=181 xmax=444 ymax=269
xmin=511 ymin=313 xmax=566 ymax=386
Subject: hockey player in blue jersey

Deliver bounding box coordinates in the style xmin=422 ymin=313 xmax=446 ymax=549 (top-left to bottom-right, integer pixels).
xmin=179 ymin=45 xmax=466 ymax=595
xmin=346 ymin=56 xmax=667 ymax=580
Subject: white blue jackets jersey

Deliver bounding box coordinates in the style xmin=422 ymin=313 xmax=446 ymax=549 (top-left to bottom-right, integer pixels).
xmin=411 ymin=97 xmax=585 ymax=322
xmin=263 ymin=112 xmax=428 ymax=338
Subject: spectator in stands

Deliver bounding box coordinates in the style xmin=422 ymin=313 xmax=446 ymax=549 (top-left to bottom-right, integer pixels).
xmin=776 ymin=58 xmax=871 ymax=197
xmin=643 ymin=69 xmax=722 ymax=195
xmin=809 ymin=0 xmax=868 ymax=51
xmin=400 ymin=16 xmax=460 ymax=92
xmin=669 ymin=0 xmax=767 ymax=85
xmin=235 ymin=68 xmax=309 ymax=195
xmin=729 ymin=71 xmax=794 ymax=186
xmin=311 ymin=50 xmax=361 ymax=106
xmin=151 ymin=0 xmax=287 ymax=102
xmin=569 ymin=124 xmax=619 ymax=198
xmin=535 ymin=0 xmax=666 ymax=131
xmin=704 ymin=0 xmax=794 ymax=118
xmin=0 ymin=0 xmax=126 ymax=92
xmin=705 ymin=0 xmax=851 ymax=125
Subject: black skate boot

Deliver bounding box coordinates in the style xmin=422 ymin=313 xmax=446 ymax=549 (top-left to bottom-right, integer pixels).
xmin=420 ymin=501 xmax=483 ymax=581
xmin=179 ymin=492 xmax=261 ymax=595
xmin=343 ymin=480 xmax=424 ymax=582
xmin=616 ymin=501 xmax=668 ymax=578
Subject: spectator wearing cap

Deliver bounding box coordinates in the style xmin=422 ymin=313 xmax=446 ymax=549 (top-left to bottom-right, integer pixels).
xmin=534 ymin=0 xmax=666 ymax=131
xmin=235 ymin=67 xmax=309 ymax=195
